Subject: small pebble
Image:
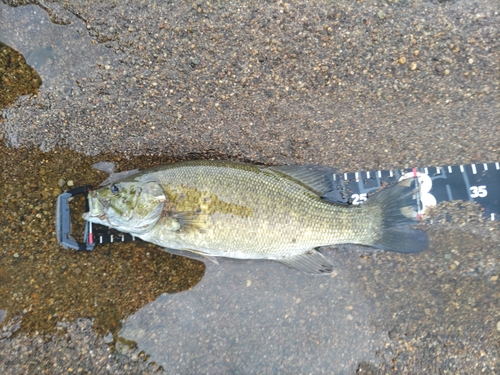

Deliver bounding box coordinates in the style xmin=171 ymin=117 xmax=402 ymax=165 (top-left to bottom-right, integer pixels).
xmin=116 ymin=342 xmax=130 ymax=355
xmin=103 ymin=332 xmax=113 ymax=344
xmin=13 ymin=252 xmax=19 ymax=258
xmin=67 ymin=180 xmax=74 ymax=187
xmin=398 ymin=56 xmax=406 ymax=65
xmin=409 ymin=62 xmax=417 ymax=71
xmin=497 ymin=321 xmax=500 ymax=331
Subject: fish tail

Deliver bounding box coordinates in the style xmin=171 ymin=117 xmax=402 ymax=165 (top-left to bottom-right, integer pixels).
xmin=364 ymin=179 xmax=429 ymax=253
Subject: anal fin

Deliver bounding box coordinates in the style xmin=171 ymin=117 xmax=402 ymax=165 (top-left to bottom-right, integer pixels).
xmin=276 ymin=249 xmax=334 ymax=275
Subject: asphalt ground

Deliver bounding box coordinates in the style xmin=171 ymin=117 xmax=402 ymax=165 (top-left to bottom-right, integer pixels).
xmin=0 ymin=0 xmax=499 ymax=374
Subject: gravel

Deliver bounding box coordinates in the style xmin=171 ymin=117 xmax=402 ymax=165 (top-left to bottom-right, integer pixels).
xmin=0 ymin=318 xmax=164 ymax=374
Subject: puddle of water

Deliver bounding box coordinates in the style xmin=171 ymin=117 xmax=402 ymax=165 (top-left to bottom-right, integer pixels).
xmin=0 ymin=144 xmax=204 ymax=336
xmin=0 ymin=41 xmax=41 ymax=109
xmin=0 ymin=2 xmax=119 ymax=94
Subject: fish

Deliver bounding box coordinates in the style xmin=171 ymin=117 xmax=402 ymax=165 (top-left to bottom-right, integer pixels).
xmin=83 ymin=160 xmax=429 ymax=274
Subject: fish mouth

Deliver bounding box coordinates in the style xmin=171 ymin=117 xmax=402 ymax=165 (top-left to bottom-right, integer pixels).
xmin=82 ymin=190 xmax=108 ymax=222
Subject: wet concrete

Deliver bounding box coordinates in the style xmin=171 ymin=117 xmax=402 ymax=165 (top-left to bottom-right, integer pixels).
xmin=0 ymin=3 xmax=118 ymax=102
xmin=0 ymin=0 xmax=499 ymax=374
xmin=1 ymin=0 xmax=498 ymax=166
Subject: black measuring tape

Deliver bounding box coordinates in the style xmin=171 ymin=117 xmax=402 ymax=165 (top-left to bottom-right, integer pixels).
xmin=324 ymin=162 xmax=500 ymax=221
xmin=56 ymin=162 xmax=499 ymax=251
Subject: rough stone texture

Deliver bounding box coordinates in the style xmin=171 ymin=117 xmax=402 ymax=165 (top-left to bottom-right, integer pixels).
xmin=1 ymin=0 xmax=498 ymax=170
xmin=0 ymin=318 xmax=164 ymax=374
xmin=0 ymin=0 xmax=499 ymax=374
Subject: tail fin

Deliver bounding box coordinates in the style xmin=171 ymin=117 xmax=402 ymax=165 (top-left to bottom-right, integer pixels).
xmin=364 ymin=179 xmax=429 ymax=253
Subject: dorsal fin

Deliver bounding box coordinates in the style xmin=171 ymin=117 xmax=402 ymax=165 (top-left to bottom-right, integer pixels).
xmin=266 ymin=165 xmax=336 ymax=196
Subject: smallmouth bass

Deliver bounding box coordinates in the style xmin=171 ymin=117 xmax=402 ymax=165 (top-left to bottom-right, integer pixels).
xmin=83 ymin=161 xmax=429 ymax=274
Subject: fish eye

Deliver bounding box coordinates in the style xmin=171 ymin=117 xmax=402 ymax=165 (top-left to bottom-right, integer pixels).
xmin=110 ymin=184 xmax=120 ymax=195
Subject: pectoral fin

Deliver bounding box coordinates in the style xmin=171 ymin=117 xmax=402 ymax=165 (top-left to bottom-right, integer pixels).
xmin=276 ymin=249 xmax=334 ymax=274
xmin=173 ymin=212 xmax=210 ymax=233
xmin=161 ymin=211 xmax=211 ymax=233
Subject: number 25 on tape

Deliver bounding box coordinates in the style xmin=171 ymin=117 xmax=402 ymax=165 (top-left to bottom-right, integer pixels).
xmin=351 ymin=193 xmax=367 ymax=205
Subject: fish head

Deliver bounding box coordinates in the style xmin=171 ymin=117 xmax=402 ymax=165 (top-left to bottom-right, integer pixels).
xmin=83 ymin=180 xmax=166 ymax=235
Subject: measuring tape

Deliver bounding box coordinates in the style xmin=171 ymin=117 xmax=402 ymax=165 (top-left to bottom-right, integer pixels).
xmin=57 ymin=162 xmax=499 ymax=251
xmin=324 ymin=162 xmax=500 ymax=221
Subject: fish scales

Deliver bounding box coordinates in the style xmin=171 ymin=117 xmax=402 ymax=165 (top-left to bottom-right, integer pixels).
xmin=140 ymin=162 xmax=375 ymax=258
